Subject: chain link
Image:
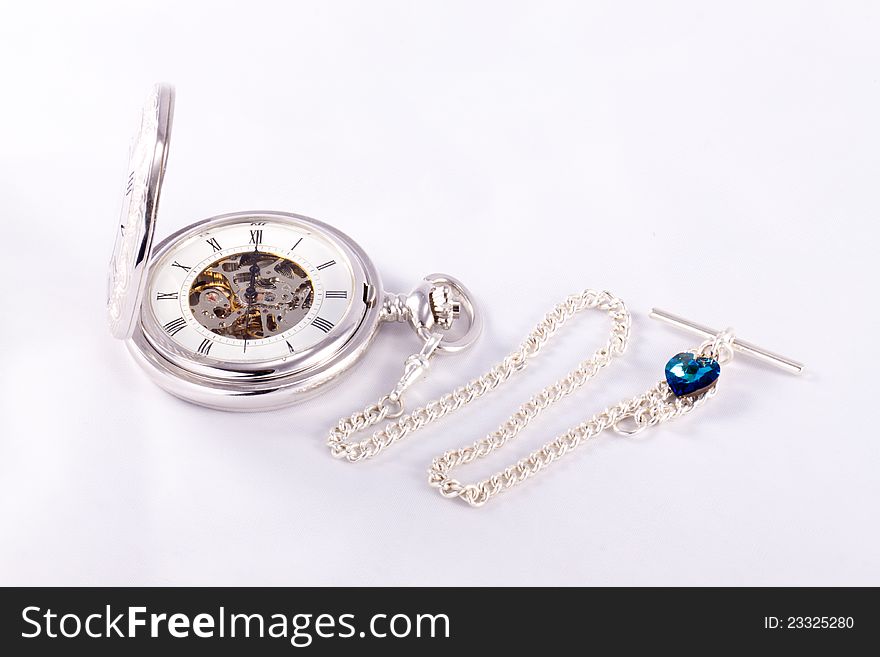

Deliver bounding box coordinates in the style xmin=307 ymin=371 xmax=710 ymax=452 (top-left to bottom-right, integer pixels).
xmin=326 ymin=289 xmax=720 ymax=507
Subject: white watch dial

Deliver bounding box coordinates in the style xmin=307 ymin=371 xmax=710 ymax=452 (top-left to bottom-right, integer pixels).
xmin=146 ymin=220 xmax=355 ymax=362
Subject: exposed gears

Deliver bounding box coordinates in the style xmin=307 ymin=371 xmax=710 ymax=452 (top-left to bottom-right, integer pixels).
xmin=188 ymin=251 xmax=315 ymax=339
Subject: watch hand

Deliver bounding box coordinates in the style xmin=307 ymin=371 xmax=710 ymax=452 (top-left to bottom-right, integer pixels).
xmin=243 ymin=246 xmax=260 ymax=348
xmin=243 ymin=302 xmax=251 ymax=353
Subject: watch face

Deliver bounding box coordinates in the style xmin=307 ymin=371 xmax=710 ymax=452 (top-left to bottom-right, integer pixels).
xmin=144 ymin=215 xmax=358 ymax=364
xmin=107 ymin=84 xmax=174 ymax=339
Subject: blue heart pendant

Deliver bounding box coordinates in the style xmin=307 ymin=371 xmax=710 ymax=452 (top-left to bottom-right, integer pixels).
xmin=664 ymin=352 xmax=721 ymax=397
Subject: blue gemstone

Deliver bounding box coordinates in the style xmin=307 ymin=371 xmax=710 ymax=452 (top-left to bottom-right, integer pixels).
xmin=664 ymin=352 xmax=720 ymax=397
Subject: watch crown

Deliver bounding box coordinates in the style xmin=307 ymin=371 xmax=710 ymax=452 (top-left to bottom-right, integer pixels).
xmin=429 ymin=284 xmax=460 ymax=330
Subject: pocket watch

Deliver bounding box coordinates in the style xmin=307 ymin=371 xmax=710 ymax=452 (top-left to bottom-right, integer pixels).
xmin=107 ymin=84 xmax=481 ymax=411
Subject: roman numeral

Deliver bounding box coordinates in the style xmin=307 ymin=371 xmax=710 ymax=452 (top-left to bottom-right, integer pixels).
xmin=325 ymin=290 xmax=347 ymax=299
xmin=197 ymin=338 xmax=213 ymax=356
xmin=249 ymin=229 xmax=263 ymax=245
xmin=162 ymin=317 xmax=188 ymax=336
xmin=156 ymin=292 xmax=179 ymax=300
xmin=311 ymin=317 xmax=334 ymax=333
xmin=171 ymin=261 xmax=191 ymax=272
xmin=124 ymin=171 xmax=135 ymax=196
xmin=316 ymin=260 xmax=336 ymax=270
xmin=286 ymin=340 xmax=295 ymax=354
xmin=206 ymin=237 xmax=222 ymax=252
xmin=290 ymin=237 xmax=303 ymax=251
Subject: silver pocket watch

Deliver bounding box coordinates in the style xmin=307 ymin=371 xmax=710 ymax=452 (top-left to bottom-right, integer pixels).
xmin=107 ymin=84 xmax=481 ymax=411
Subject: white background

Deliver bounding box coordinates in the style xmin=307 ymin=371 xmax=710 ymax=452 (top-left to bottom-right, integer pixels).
xmin=1 ymin=1 xmax=877 ymax=586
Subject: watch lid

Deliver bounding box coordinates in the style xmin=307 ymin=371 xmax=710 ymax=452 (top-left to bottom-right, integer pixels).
xmin=107 ymin=84 xmax=175 ymax=339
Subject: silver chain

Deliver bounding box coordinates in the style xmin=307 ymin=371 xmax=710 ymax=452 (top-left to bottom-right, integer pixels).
xmin=327 ymin=289 xmax=722 ymax=507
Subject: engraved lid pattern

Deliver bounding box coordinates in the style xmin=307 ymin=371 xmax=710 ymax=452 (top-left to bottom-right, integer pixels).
xmin=107 ymin=85 xmax=172 ymax=339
